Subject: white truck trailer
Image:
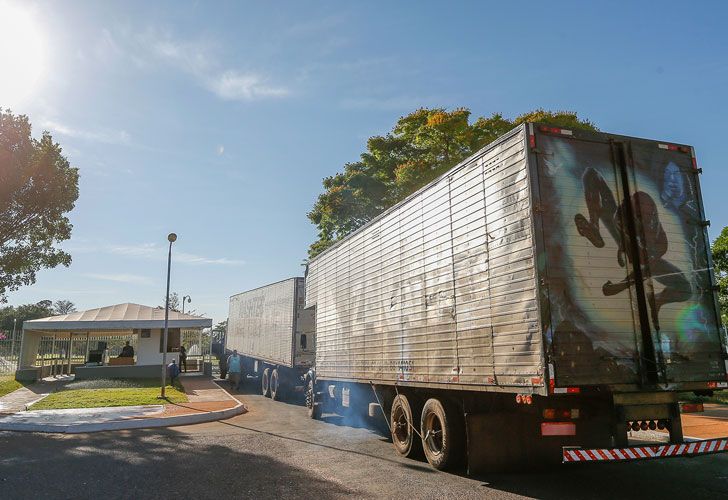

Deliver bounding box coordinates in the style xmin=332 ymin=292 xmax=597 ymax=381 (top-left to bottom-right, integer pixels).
xmin=227 ymin=278 xmax=315 ymax=400
xmin=303 ymin=123 xmax=728 ymax=471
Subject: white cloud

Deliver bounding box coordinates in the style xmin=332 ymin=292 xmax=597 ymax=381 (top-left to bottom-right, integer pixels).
xmin=216 ymin=145 xmax=225 ymax=156
xmin=207 ymin=70 xmax=288 ymax=101
xmin=72 ymin=241 xmax=244 ymax=267
xmin=84 ymin=273 xmax=153 ymax=285
xmin=42 ymin=120 xmax=131 ymax=145
xmin=109 ymin=30 xmax=290 ymax=101
xmin=174 ymin=251 xmax=245 ymax=266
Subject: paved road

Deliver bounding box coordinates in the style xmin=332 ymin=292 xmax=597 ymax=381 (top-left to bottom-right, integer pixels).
xmin=2 ymin=383 xmax=728 ymax=499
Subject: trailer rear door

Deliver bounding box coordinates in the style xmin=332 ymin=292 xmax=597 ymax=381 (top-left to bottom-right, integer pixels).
xmin=532 ymin=127 xmax=725 ymax=387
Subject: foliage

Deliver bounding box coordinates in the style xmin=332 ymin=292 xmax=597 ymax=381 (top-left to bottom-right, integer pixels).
xmin=160 ymin=292 xmax=181 ymax=312
xmin=29 ymin=377 xmax=187 ymax=410
xmin=0 ymin=300 xmax=54 ymax=335
xmin=212 ymin=319 xmax=227 ymax=344
xmin=0 ymin=110 xmax=79 ymax=301
xmin=0 ymin=376 xmax=23 ymax=398
xmin=307 ymin=107 xmax=597 ymax=257
xmin=53 ymin=299 xmax=76 ymax=315
xmin=711 ymin=226 xmax=728 ymax=324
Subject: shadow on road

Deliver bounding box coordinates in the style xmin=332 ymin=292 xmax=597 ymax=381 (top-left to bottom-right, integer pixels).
xmin=0 ymin=427 xmax=358 ymax=500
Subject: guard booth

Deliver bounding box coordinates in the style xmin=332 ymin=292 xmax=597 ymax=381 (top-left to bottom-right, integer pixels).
xmin=16 ymin=303 xmax=212 ymax=382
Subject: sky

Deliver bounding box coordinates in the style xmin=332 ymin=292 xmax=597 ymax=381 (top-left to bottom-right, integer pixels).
xmin=2 ymin=0 xmax=728 ymax=324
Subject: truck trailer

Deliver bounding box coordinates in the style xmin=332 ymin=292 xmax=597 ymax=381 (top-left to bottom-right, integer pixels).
xmin=227 ymin=277 xmax=314 ymax=400
xmin=303 ymin=123 xmax=728 ymax=471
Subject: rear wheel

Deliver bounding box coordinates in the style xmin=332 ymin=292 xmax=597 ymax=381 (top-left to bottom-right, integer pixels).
xmin=420 ymin=398 xmax=464 ymax=470
xmin=270 ymin=369 xmax=282 ymax=401
xmin=390 ymin=394 xmax=422 ymax=458
xmin=306 ymin=378 xmax=321 ymax=419
xmin=261 ymin=367 xmax=271 ymax=397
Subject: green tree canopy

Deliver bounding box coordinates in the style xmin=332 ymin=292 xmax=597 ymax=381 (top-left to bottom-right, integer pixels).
xmin=711 ymin=226 xmax=728 ymax=324
xmin=0 ymin=110 xmax=79 ymax=301
xmin=307 ymin=107 xmax=597 ymax=257
xmin=0 ymin=300 xmax=55 ymax=337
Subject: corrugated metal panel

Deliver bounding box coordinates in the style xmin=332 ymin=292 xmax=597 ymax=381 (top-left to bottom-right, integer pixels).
xmin=228 ymin=278 xmax=301 ymax=368
xmin=306 ymin=126 xmax=543 ymax=390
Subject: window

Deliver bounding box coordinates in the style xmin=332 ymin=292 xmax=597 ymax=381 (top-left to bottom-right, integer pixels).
xmin=300 ymin=334 xmax=307 ymax=350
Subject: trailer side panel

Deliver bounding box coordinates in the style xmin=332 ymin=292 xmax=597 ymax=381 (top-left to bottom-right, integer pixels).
xmin=306 ymin=125 xmax=544 ymax=390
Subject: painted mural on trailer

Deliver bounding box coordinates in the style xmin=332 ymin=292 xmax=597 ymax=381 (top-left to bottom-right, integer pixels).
xmin=536 ymin=134 xmax=723 ymax=385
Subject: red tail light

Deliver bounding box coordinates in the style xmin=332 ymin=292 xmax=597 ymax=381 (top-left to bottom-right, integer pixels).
xmin=541 ymin=422 xmax=576 ymax=436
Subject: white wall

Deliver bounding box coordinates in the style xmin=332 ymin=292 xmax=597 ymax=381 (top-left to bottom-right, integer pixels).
xmin=136 ymin=329 xmax=178 ymax=366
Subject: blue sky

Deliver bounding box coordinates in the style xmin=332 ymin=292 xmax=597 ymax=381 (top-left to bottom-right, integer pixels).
xmin=3 ymin=0 xmax=728 ymax=323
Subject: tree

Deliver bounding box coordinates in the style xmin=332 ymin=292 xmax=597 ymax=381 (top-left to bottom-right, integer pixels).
xmin=212 ymin=319 xmax=227 ymax=344
xmin=307 ymin=107 xmax=597 ymax=257
xmin=0 ymin=300 xmax=54 ymax=336
xmin=711 ymin=226 xmax=728 ymax=324
xmin=160 ymin=292 xmax=180 ymax=312
xmin=0 ymin=110 xmax=79 ymax=301
xmin=52 ymin=299 xmax=76 ymax=315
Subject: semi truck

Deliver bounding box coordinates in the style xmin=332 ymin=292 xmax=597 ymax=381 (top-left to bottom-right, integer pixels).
xmin=302 ymin=123 xmax=728 ymax=471
xmin=227 ymin=277 xmax=314 ymax=400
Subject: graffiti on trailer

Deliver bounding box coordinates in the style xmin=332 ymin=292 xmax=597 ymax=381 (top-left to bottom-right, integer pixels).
xmin=536 ymin=134 xmax=722 ymax=384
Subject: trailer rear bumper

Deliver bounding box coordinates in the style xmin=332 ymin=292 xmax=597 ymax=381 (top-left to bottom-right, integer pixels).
xmin=563 ymin=438 xmax=728 ymax=463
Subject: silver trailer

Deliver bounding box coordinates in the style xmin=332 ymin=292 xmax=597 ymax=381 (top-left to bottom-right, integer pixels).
xmin=303 ymin=123 xmax=728 ymax=471
xmin=228 ymin=277 xmax=314 ymax=400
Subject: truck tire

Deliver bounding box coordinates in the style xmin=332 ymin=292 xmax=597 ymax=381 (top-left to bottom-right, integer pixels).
xmin=261 ymin=367 xmax=271 ymax=397
xmin=270 ymin=368 xmax=282 ymax=401
xmin=306 ymin=378 xmax=321 ymax=419
xmin=420 ymin=398 xmax=464 ymax=470
xmin=390 ymin=394 xmax=422 ymax=458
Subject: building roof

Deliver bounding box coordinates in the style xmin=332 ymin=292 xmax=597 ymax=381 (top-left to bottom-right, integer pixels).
xmin=23 ymin=303 xmax=212 ymax=331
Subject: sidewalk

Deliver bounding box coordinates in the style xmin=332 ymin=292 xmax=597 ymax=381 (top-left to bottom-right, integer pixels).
xmin=0 ymin=376 xmax=70 ymax=414
xmin=0 ymin=374 xmax=245 ymax=433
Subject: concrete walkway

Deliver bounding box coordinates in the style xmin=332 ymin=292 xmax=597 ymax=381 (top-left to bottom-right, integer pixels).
xmin=0 ymin=375 xmax=245 ymax=433
xmin=0 ymin=376 xmax=71 ymax=414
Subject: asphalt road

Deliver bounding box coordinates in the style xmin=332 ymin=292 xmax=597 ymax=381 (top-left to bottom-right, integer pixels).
xmin=2 ymin=381 xmax=728 ymax=499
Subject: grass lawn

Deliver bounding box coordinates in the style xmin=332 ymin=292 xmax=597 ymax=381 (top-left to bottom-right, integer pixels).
xmin=29 ymin=378 xmax=188 ymax=410
xmin=0 ymin=376 xmax=23 ymax=398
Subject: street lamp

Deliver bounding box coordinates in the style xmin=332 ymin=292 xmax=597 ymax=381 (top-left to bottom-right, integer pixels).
xmin=160 ymin=232 xmax=177 ymax=399
xmin=182 ymin=295 xmax=191 ymax=314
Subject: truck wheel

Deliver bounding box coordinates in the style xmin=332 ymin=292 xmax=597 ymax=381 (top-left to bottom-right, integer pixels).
xmin=420 ymin=398 xmax=464 ymax=470
xmin=270 ymin=369 xmax=282 ymax=401
xmin=390 ymin=394 xmax=422 ymax=458
xmin=261 ymin=368 xmax=271 ymax=397
xmin=306 ymin=378 xmax=321 ymax=419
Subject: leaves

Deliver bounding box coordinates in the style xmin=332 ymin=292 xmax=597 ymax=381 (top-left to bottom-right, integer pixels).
xmin=0 ymin=110 xmax=79 ymax=301
xmin=307 ymin=107 xmax=597 ymax=257
xmin=711 ymin=226 xmax=728 ymax=324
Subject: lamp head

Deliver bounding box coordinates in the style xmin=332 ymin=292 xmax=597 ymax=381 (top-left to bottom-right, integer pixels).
xmin=167 ymin=233 xmax=177 ymax=243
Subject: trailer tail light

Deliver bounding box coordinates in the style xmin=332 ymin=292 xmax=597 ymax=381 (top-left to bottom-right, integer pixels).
xmin=528 ymin=123 xmax=536 ymax=148
xmin=515 ymin=394 xmax=533 ymax=405
xmin=539 ymin=125 xmax=573 ymax=136
xmin=681 ymin=402 xmax=704 ymax=413
xmin=551 ymin=386 xmax=581 ymax=394
xmin=708 ymin=381 xmax=728 ymax=389
xmin=658 ymin=143 xmax=690 ymax=153
xmin=541 ymin=422 xmax=576 ymax=436
xmin=549 ymin=378 xmax=580 ymax=394
xmin=543 ymin=408 xmax=580 ymax=419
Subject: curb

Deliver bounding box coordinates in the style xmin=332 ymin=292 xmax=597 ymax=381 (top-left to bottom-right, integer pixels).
xmin=0 ymin=401 xmax=246 ymax=434
xmin=0 ymin=380 xmax=247 ymax=434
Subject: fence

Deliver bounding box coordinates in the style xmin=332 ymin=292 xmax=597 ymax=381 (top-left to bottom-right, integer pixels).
xmin=0 ymin=336 xmax=20 ymax=376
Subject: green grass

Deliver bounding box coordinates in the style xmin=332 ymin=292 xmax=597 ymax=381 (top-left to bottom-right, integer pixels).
xmin=679 ymin=390 xmax=728 ymax=405
xmin=0 ymin=376 xmax=23 ymax=398
xmin=29 ymin=378 xmax=188 ymax=410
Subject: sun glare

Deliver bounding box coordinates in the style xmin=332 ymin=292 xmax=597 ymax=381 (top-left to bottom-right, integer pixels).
xmin=0 ymin=3 xmax=46 ymax=107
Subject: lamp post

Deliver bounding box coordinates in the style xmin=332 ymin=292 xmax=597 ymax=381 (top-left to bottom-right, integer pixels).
xmin=160 ymin=232 xmax=177 ymax=399
xmin=182 ymin=295 xmax=191 ymax=314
